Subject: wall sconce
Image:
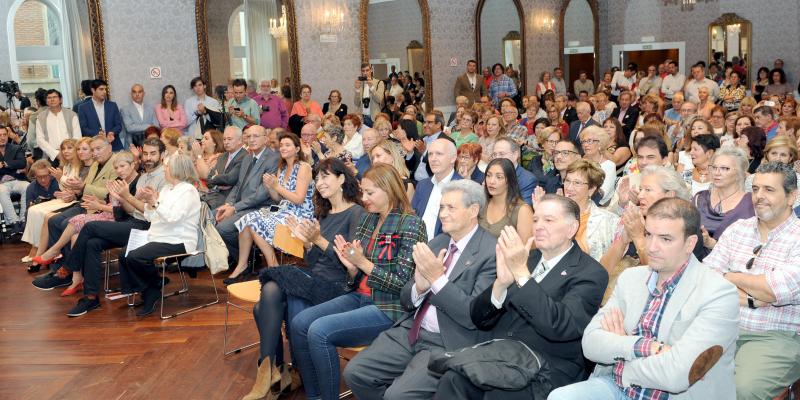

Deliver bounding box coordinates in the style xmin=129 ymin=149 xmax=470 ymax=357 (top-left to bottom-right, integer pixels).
xmin=540 ymin=16 xmax=556 ymax=33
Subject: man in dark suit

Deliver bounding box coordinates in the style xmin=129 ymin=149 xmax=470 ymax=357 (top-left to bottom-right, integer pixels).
xmin=344 ymin=180 xmax=497 ymax=399
xmin=413 ymin=110 xmax=455 ymax=182
xmin=203 ymin=125 xmax=246 ymax=209
xmin=214 ymin=125 xmax=279 ymax=261
xmin=412 ymin=138 xmax=461 ymax=239
xmin=568 ymin=101 xmax=597 ymax=148
xmin=492 ymin=137 xmax=537 ymax=205
xmin=436 ymin=195 xmax=608 ymax=398
xmin=77 ymin=79 xmax=124 ymax=151
xmin=453 ymin=60 xmax=486 ymax=106
xmin=557 ymin=94 xmax=578 ymax=126
xmin=610 ymin=90 xmax=639 ymax=139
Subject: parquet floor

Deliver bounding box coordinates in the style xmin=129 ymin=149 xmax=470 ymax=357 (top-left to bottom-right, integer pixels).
xmin=0 ymin=242 xmax=350 ymax=400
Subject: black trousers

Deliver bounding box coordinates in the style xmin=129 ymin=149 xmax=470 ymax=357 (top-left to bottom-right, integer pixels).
xmin=47 ymin=203 xmax=85 ymax=262
xmin=66 ymin=219 xmax=150 ymax=296
xmin=434 ymin=370 xmax=541 ymax=400
xmin=119 ymin=242 xmax=185 ymax=294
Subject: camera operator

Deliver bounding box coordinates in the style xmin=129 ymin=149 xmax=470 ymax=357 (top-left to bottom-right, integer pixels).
xmin=353 ymin=63 xmax=384 ymax=128
xmin=253 ymin=79 xmax=287 ymax=130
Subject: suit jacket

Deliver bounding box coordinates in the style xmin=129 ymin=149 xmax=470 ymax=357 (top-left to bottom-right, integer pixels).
xmin=396 ymin=226 xmax=498 ymax=351
xmin=468 ymin=167 xmax=485 ymax=184
xmin=610 ymin=106 xmax=640 ymax=139
xmin=470 ymin=244 xmax=608 ymax=389
xmin=568 ymin=118 xmax=598 ymax=148
xmin=205 ymin=148 xmax=246 ymax=208
xmin=562 ymin=107 xmax=578 ymax=126
xmin=584 ymin=257 xmax=739 ymax=399
xmin=82 ymin=154 xmax=119 ymax=199
xmin=453 ymin=73 xmax=487 ymax=105
xmin=224 ymin=148 xmax=279 ymax=212
xmin=0 ymin=141 xmax=28 ymax=180
xmin=411 ymin=171 xmax=462 ymax=236
xmin=516 ymin=165 xmax=537 ymax=205
xmin=120 ymin=101 xmax=159 ymax=138
xmin=78 ymin=100 xmax=124 ymax=151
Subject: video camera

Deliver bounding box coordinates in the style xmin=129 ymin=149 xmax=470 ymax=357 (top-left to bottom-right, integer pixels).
xmin=0 ymin=80 xmax=20 ymax=96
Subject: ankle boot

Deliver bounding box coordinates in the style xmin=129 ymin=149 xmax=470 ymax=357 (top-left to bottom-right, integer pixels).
xmin=271 ymin=364 xmax=301 ymax=396
xmin=242 ymin=357 xmax=277 ymax=400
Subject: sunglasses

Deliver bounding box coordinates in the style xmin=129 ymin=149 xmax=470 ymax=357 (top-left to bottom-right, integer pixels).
xmin=745 ymin=244 xmax=763 ymax=270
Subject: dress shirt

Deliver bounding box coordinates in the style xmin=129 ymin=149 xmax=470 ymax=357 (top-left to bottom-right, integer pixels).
xmin=491 ymin=244 xmax=574 ymax=307
xmin=421 ymin=169 xmax=455 ymax=240
xmin=488 ymin=74 xmax=518 ymax=105
xmin=184 ymin=95 xmax=222 ymax=138
xmin=93 ymin=99 xmax=106 ymax=131
xmin=703 ymin=215 xmax=800 ymax=333
xmin=413 ymin=131 xmax=445 ymax=182
xmin=410 ymin=224 xmax=480 ymax=333
xmin=133 ymin=101 xmax=144 ymax=120
xmin=144 ymin=180 xmax=201 ymax=252
xmin=39 ymin=110 xmax=80 ymax=161
xmin=253 ymin=94 xmax=288 ymax=129
xmin=660 ymin=73 xmax=686 ymax=98
xmin=610 ymin=71 xmax=635 ymax=97
xmin=684 ymin=78 xmax=720 ymax=103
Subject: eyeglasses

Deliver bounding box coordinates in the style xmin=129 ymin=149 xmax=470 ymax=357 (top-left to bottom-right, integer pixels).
xmin=745 ymin=244 xmax=763 ymax=270
xmin=553 ymin=150 xmax=579 ymax=157
xmin=545 ymin=139 xmax=559 ymax=146
xmin=580 ymin=139 xmax=600 ymax=145
xmin=563 ymin=179 xmax=588 ymax=187
xmin=708 ymin=165 xmax=731 ymax=173
xmin=491 ymin=151 xmax=512 ymax=159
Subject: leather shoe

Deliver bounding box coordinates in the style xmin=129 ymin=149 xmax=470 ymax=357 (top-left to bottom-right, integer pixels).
xmin=136 ymin=286 xmax=162 ymax=317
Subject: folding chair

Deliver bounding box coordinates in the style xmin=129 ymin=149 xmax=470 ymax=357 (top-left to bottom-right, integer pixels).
xmin=103 ymin=249 xmax=120 ymax=293
xmin=223 ymin=279 xmax=261 ymax=356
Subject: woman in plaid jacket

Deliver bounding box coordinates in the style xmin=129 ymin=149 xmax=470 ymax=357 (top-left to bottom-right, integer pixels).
xmin=289 ymin=163 xmax=427 ymax=400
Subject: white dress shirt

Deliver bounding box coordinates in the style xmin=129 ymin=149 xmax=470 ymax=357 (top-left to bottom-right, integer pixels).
xmin=37 ymin=110 xmax=80 ymax=161
xmin=660 ymin=73 xmax=686 ymax=98
xmin=410 ymin=224 xmax=480 ymax=333
xmin=133 ymin=101 xmax=144 ymax=120
xmin=93 ymin=99 xmax=106 ymax=131
xmin=421 ymin=169 xmax=455 ymax=240
xmin=144 ymin=181 xmax=201 ymax=252
xmin=610 ymin=71 xmax=635 ymax=96
xmin=491 ymin=244 xmax=574 ymax=308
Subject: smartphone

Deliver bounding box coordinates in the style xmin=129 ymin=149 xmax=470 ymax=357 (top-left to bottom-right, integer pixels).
xmin=234 ymin=107 xmax=241 ymax=112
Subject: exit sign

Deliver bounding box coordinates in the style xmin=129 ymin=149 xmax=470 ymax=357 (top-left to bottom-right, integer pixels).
xmin=643 ymin=45 xmax=653 ymax=50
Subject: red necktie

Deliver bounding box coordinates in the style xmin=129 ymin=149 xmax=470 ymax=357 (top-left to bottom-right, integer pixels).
xmin=408 ymin=243 xmax=458 ymax=345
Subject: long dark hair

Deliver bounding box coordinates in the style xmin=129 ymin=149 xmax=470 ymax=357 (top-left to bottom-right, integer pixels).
xmin=277 ymin=131 xmax=306 ymax=171
xmin=313 ymin=158 xmax=362 ymax=219
xmin=484 ymin=158 xmax=523 ymax=212
xmin=160 ymin=85 xmax=178 ymax=110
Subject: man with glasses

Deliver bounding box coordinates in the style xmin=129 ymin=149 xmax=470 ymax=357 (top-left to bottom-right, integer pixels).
xmin=25 ymin=160 xmax=59 ymax=209
xmin=540 ymin=139 xmax=582 ymax=194
xmin=226 ymin=79 xmax=260 ymax=129
xmin=413 ymin=110 xmax=455 ymax=182
xmin=703 ymin=161 xmax=800 ymax=400
xmin=492 ymin=137 xmax=536 ymax=205
xmin=215 ymin=125 xmax=279 ymax=261
xmin=252 ymin=79 xmax=287 ymax=130
xmin=568 ymin=101 xmax=597 ymax=148
xmin=668 ymin=101 xmax=698 ymax=146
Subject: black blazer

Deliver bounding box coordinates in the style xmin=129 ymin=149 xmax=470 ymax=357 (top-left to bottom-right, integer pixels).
xmin=562 ymin=107 xmax=578 ymax=126
xmin=470 ymin=244 xmax=608 ymax=390
xmin=610 ymin=105 xmax=640 ymax=139
xmin=568 ymin=118 xmax=597 ymax=148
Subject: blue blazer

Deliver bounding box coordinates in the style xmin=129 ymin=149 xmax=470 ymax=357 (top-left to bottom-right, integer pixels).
xmin=411 ymin=171 xmax=462 ymax=237
xmin=469 ymin=167 xmax=485 ymax=184
xmin=568 ymin=118 xmax=597 ymax=148
xmin=78 ymin=100 xmax=124 ymax=151
xmin=516 ymin=165 xmax=537 ymax=205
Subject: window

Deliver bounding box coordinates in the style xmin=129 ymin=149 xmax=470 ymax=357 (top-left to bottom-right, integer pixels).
xmin=9 ymin=0 xmax=67 ymax=99
xmin=229 ymin=6 xmax=249 ymax=80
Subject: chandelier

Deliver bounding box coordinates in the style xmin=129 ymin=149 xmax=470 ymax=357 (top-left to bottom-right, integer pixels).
xmin=269 ymin=5 xmax=287 ymax=39
xmin=663 ymin=0 xmax=714 ymax=11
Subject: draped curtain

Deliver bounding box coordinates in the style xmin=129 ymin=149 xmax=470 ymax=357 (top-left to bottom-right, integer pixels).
xmin=60 ymin=0 xmax=95 ymax=106
xmin=244 ymin=0 xmax=281 ymax=84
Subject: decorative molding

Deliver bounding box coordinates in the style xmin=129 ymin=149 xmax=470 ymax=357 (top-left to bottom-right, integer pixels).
xmin=195 ymin=0 xmax=302 ymax=100
xmin=559 ymin=0 xmax=599 ymax=81
xmin=475 ymin=0 xmax=526 ymax=96
xmin=86 ymin=0 xmax=108 ymax=82
xmin=360 ymin=0 xmax=434 ymax=110
xmin=708 ymin=13 xmax=751 ymax=86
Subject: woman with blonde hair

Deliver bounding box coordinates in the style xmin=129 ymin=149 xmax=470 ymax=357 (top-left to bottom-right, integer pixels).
xmin=739 ymin=96 xmax=757 ymax=117
xmin=579 ymin=126 xmax=616 ymax=204
xmin=744 ymin=135 xmax=800 ymax=209
xmin=478 ymin=115 xmax=505 ymax=166
xmin=160 ymin=127 xmax=182 ymax=164
xmin=369 ymin=140 xmax=414 ymax=200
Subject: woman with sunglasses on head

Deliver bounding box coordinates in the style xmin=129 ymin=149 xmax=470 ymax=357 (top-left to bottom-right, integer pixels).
xmin=693 ymin=147 xmax=753 ymax=250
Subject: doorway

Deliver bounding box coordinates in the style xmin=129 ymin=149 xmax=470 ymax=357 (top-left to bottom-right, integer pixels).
xmin=564 ymin=51 xmax=595 ymax=95
xmin=611 ymin=42 xmax=686 ymax=77
xmin=622 ymin=49 xmax=679 ymax=72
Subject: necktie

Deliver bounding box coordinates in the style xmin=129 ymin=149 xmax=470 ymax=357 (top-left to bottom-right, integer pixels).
xmin=408 ymin=243 xmax=458 ymax=345
xmin=533 ymin=260 xmax=549 ymax=282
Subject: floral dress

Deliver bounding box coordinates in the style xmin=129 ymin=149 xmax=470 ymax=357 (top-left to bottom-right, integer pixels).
xmin=235 ymin=162 xmax=314 ymax=244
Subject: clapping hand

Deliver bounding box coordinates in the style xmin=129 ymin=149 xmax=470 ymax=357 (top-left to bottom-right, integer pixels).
xmin=412 ymin=243 xmax=447 ymax=293
xmin=414 ymin=140 xmax=426 ymax=154
xmin=532 ymin=186 xmax=545 ymax=205
xmin=54 ymin=190 xmax=75 ymax=202
xmin=130 ymin=145 xmax=141 ymax=161
xmin=497 ymin=226 xmax=534 ymax=278
xmin=332 ymin=234 xmax=367 ymax=275
xmin=81 ymin=194 xmax=103 ymax=211
xmin=622 ymin=206 xmax=645 ymax=241
xmin=140 ymin=186 xmax=159 ymax=207
xmin=262 ymin=173 xmax=279 ymax=189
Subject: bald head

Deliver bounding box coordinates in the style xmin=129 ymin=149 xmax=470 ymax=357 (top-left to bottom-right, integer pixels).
xmin=428 ymin=138 xmax=457 ymax=178
xmin=245 ymin=125 xmax=268 ymax=153
xmin=130 ymin=84 xmax=145 ymax=104
xmin=576 ymin=101 xmax=591 ymax=122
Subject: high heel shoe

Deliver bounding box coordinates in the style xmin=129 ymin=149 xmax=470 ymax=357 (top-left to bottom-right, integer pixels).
xmin=60 ymin=282 xmax=84 ymax=297
xmin=32 ymin=254 xmax=62 ymax=266
xmin=27 ymin=264 xmax=41 ymax=273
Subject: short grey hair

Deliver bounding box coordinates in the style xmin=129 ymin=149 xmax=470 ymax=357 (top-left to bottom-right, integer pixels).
xmin=441 ymin=179 xmax=486 ymax=212
xmin=495 ymin=136 xmax=521 ymax=156
xmin=711 ymin=146 xmax=749 ymax=189
xmin=755 ymin=161 xmax=798 ymax=195
xmin=167 ymin=154 xmax=199 ymax=185
xmin=224 ymin=125 xmax=243 ymax=139
xmin=641 ymin=165 xmax=690 ymax=200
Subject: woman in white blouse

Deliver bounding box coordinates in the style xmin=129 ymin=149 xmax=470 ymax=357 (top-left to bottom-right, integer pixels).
xmin=579 ymin=126 xmax=617 ymax=205
xmin=119 ymin=154 xmax=201 ymax=316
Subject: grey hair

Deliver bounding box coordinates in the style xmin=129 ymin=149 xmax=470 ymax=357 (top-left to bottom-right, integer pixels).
xmin=495 ymin=136 xmax=521 ymax=155
xmin=754 ymin=161 xmax=798 ymax=195
xmin=711 ymin=146 xmax=749 ymax=189
xmin=112 ymin=150 xmax=135 ymax=166
xmin=441 ymin=179 xmax=486 ymax=213
xmin=167 ymin=154 xmax=200 ymax=185
xmin=641 ymin=165 xmax=691 ymax=200
xmin=224 ymin=125 xmax=243 ymax=139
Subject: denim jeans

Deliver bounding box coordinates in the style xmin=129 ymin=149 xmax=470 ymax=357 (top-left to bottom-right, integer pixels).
xmin=0 ymin=180 xmax=30 ymax=223
xmin=547 ymin=376 xmax=627 ymax=400
xmin=362 ymin=114 xmax=373 ymax=128
xmin=289 ymin=292 xmax=393 ymax=400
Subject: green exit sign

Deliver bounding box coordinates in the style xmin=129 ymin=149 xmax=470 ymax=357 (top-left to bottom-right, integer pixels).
xmin=569 ymin=49 xmax=578 ymax=54
xmin=643 ymin=45 xmax=653 ymax=50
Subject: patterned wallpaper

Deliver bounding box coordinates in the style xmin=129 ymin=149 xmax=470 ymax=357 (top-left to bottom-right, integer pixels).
xmin=367 ymin=0 xmax=422 ymax=72
xmin=102 ymin=0 xmax=200 ymax=105
xmin=427 ymin=0 xmax=479 ymax=109
xmin=523 ymin=0 xmax=561 ymax=92
xmin=480 ymin=0 xmax=521 ymax=69
xmin=563 ymin=0 xmax=593 ymax=47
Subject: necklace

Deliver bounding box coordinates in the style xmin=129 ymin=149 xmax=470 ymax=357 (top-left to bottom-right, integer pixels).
xmin=712 ymin=187 xmax=740 ymax=214
xmin=695 ymin=166 xmax=709 ymax=183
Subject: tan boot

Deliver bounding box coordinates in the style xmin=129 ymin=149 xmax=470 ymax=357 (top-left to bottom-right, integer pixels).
xmin=242 ymin=358 xmax=277 ymax=400
xmin=271 ymin=364 xmax=301 ymax=396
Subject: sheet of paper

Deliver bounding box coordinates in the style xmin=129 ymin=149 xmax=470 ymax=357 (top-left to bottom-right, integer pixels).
xmin=125 ymin=229 xmax=149 ymax=256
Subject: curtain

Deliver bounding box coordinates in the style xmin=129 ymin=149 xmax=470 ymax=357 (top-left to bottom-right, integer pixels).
xmin=244 ymin=0 xmax=281 ymax=84
xmin=60 ymin=0 xmax=95 ymax=106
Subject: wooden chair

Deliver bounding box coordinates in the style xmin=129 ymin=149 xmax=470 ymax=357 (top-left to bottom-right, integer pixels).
xmin=338 ymin=346 xmax=367 ymax=399
xmin=223 ymin=279 xmax=261 ymax=356
xmin=774 ymin=378 xmax=800 ymax=400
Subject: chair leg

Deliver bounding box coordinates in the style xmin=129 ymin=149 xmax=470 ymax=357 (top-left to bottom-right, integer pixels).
xmin=222 ymin=295 xmax=260 ymax=356
xmin=159 ymin=261 xmax=220 ymax=320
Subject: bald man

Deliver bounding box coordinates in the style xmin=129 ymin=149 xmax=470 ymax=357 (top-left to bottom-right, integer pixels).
xmin=568 ymin=101 xmax=598 ymax=147
xmin=121 ymin=83 xmax=159 ymax=147
xmin=412 ymin=138 xmax=461 ymax=238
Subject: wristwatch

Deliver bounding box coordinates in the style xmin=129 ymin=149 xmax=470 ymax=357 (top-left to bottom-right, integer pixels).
xmin=747 ymin=294 xmax=756 ymax=309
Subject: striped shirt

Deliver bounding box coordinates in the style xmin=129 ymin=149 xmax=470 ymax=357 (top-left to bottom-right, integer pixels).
xmin=613 ymin=261 xmax=689 ymax=400
xmin=488 ymin=74 xmax=518 ymax=106
xmin=703 ymin=215 xmax=800 ymax=333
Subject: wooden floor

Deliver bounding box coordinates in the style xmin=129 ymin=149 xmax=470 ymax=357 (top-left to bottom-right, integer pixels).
xmin=0 ymin=242 xmax=350 ymax=400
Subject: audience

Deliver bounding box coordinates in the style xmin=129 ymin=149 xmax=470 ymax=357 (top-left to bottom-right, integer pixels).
xmin=492 ymin=137 xmax=537 ymax=205
xmin=155 ymin=84 xmax=188 ymax=132
xmin=77 ymin=79 xmax=124 ymax=151
xmin=227 ymin=79 xmax=261 ymax=129
xmin=252 ymin=79 xmax=288 ymax=130
xmin=369 ymin=139 xmax=414 ymax=199
xmin=184 ymin=77 xmax=222 ymax=138
xmin=353 ymin=63 xmax=385 ymax=127
xmin=579 ymin=126 xmax=616 ymax=205
xmin=35 ymin=89 xmax=82 ymax=162
xmin=480 ymin=157 xmax=533 ymax=242
xmin=0 ymin=126 xmax=30 ymax=233
xmin=456 ymin=142 xmax=483 ymax=183
xmin=201 ymin=126 xmax=246 ymax=209
xmin=412 ymin=138 xmax=459 ymax=239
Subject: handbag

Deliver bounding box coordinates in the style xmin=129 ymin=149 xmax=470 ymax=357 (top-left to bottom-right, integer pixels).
xmin=201 ymin=203 xmax=229 ymax=275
